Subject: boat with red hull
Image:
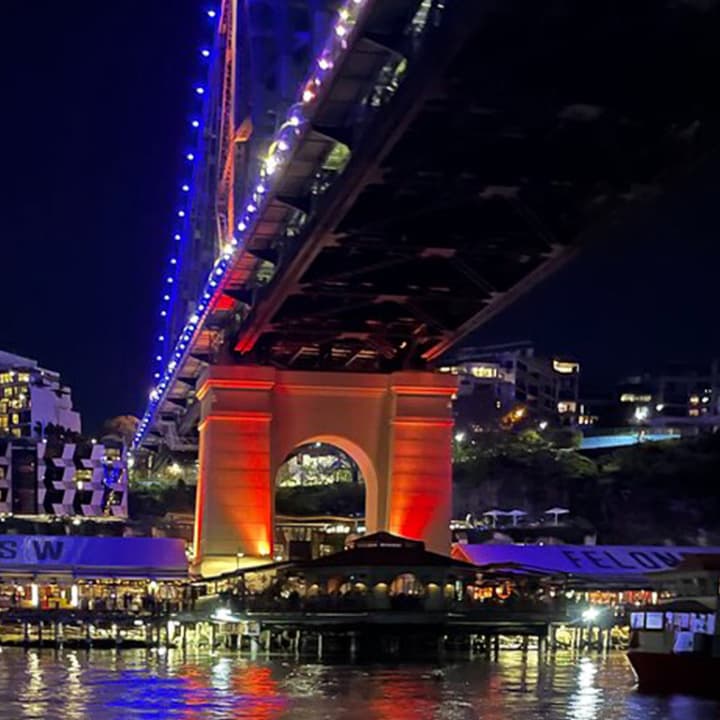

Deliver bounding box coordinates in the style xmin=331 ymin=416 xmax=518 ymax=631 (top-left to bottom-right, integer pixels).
xmin=628 ymin=649 xmax=720 ymax=696
xmin=626 ymin=554 xmax=720 ymax=697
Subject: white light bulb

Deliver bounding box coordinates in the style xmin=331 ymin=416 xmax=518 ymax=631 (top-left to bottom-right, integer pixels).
xmin=265 ymin=157 xmax=278 ymax=175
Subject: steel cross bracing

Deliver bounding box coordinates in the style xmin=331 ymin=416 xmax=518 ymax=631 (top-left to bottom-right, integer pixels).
xmin=138 ymin=0 xmax=720 ymax=450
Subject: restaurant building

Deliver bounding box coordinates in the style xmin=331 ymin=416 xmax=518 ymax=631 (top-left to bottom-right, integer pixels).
xmin=0 ymin=535 xmax=188 ymax=611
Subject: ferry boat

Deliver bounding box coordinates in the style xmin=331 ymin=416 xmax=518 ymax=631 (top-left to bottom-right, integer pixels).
xmin=627 ymin=554 xmax=720 ymax=696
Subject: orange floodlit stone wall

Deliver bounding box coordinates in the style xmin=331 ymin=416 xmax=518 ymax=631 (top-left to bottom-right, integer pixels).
xmin=193 ymin=366 xmax=456 ymax=576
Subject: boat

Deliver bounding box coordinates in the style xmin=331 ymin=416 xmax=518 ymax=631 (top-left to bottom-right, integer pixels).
xmin=627 ymin=554 xmax=720 ymax=696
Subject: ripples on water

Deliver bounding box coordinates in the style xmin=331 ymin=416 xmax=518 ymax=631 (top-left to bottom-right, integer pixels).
xmin=0 ymin=648 xmax=718 ymax=719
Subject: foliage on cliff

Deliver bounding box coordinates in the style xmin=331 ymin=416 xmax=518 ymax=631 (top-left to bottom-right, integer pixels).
xmin=454 ymin=431 xmax=720 ymax=545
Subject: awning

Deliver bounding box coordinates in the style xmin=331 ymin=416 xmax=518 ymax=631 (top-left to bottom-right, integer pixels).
xmin=0 ymin=535 xmax=188 ymax=580
xmin=451 ymin=543 xmax=720 ymax=586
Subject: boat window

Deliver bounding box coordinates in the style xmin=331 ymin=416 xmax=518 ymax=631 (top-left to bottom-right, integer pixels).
xmin=645 ymin=612 xmax=663 ymax=630
xmin=630 ymin=612 xmax=645 ymax=629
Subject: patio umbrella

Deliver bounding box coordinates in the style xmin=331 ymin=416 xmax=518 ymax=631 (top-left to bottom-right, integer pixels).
xmin=545 ymin=507 xmax=570 ymax=526
xmin=507 ymin=509 xmax=527 ymax=526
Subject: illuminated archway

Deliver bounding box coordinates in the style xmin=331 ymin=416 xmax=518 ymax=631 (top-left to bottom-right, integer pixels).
xmin=274 ymin=437 xmax=370 ymax=559
xmin=193 ymin=366 xmax=457 ymax=575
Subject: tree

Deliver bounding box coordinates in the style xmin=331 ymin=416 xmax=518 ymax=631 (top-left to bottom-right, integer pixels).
xmin=102 ymin=415 xmax=139 ymax=445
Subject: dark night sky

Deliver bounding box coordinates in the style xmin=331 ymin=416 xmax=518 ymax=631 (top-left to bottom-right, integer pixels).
xmin=1 ymin=2 xmax=719 ymax=433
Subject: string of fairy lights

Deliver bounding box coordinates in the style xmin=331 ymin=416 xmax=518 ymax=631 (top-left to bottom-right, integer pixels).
xmin=152 ymin=10 xmax=216 ymax=390
xmin=133 ymin=0 xmax=369 ymax=449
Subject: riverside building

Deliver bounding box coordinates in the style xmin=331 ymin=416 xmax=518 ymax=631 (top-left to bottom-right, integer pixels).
xmin=441 ymin=342 xmax=583 ymax=432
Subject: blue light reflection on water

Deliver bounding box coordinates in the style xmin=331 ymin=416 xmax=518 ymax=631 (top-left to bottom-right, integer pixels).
xmin=0 ymin=648 xmax=718 ymax=720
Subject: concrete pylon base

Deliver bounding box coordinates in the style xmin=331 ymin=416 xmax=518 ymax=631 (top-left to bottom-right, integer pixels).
xmin=192 ymin=366 xmax=457 ymax=576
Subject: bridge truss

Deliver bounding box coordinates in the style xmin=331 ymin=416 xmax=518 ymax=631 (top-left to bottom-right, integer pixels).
xmin=136 ymin=0 xmax=720 ymax=451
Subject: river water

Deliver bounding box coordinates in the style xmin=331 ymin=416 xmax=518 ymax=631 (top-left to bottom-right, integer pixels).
xmin=0 ymin=648 xmax=718 ymax=719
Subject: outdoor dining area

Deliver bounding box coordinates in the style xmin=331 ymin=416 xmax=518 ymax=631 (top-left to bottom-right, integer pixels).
xmin=194 ymin=532 xmax=564 ymax=619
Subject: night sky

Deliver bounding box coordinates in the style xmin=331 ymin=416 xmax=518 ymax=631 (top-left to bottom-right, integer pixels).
xmin=1 ymin=2 xmax=719 ymax=433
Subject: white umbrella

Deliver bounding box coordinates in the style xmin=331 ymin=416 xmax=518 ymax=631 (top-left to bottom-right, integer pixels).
xmin=482 ymin=509 xmax=507 ymax=528
xmin=507 ymin=509 xmax=527 ymax=526
xmin=545 ymin=507 xmax=570 ymax=526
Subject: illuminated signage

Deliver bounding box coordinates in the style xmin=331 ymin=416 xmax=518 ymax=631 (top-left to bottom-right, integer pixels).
xmin=0 ymin=535 xmax=187 ymax=575
xmin=456 ymin=544 xmax=720 ymax=576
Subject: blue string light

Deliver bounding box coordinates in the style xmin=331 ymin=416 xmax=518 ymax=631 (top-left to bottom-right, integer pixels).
xmin=135 ymin=0 xmax=369 ymax=449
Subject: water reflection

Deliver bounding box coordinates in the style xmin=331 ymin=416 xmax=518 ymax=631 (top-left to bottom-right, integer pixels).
xmin=0 ymin=649 xmax=718 ymax=719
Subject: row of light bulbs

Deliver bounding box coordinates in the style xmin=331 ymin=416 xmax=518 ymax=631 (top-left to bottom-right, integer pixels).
xmin=134 ymin=0 xmax=368 ymax=448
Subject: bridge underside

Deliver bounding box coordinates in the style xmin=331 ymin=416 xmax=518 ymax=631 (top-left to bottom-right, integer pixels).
xmin=145 ymin=0 xmax=720 ymax=450
xmin=231 ymin=0 xmax=720 ymax=372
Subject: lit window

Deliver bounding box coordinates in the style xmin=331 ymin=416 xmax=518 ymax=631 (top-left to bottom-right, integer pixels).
xmin=557 ymin=401 xmax=577 ymax=414
xmin=470 ymin=365 xmax=498 ymax=379
xmin=389 ymin=573 xmax=424 ymax=596
xmin=11 ymin=413 xmax=19 ymax=425
xmin=553 ymin=360 xmax=579 ymax=374
xmin=17 ymin=373 xmax=30 ymax=383
xmin=620 ymin=393 xmax=652 ymax=403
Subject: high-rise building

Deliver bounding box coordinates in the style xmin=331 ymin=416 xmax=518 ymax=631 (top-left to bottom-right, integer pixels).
xmin=441 ymin=342 xmax=582 ymax=433
xmin=0 ymin=351 xmax=81 ymax=440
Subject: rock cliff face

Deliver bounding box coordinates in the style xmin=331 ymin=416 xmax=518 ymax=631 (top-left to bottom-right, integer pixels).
xmin=452 ymin=433 xmax=720 ymax=545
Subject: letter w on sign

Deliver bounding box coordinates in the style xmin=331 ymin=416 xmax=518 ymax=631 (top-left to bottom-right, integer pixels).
xmin=32 ymin=540 xmax=63 ymax=562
